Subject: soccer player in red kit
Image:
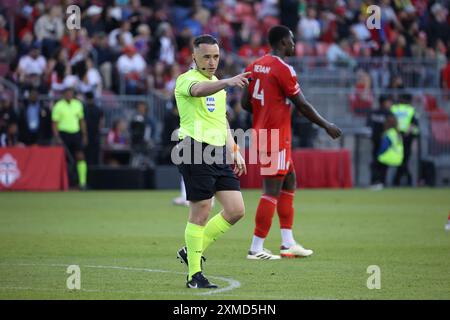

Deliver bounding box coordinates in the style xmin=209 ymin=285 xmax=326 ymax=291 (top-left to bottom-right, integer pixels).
xmin=241 ymin=25 xmax=342 ymax=259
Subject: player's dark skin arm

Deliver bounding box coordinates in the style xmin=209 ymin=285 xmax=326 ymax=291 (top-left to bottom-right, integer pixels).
xmin=289 ymin=91 xmax=342 ymax=139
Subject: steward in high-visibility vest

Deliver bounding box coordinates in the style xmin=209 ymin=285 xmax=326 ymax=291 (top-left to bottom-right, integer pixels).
xmin=371 ymin=114 xmax=404 ymax=187
xmin=390 ymin=103 xmax=419 ymax=135
xmin=378 ymin=127 xmax=404 ymax=166
xmin=390 ymin=94 xmax=418 ymax=186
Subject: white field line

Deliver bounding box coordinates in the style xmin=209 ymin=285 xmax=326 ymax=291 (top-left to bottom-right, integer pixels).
xmin=0 ymin=263 xmax=241 ymax=296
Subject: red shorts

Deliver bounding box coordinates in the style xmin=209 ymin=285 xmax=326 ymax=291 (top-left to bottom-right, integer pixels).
xmin=259 ymin=148 xmax=294 ymax=177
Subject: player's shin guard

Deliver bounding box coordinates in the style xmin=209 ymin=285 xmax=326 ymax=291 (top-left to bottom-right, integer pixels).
xmin=202 ymin=212 xmax=232 ymax=252
xmin=185 ymin=222 xmax=205 ymax=280
xmin=254 ymin=195 xmax=278 ymax=238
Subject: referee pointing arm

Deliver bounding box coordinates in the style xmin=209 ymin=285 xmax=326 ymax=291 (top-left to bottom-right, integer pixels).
xmin=174 ymin=34 xmax=249 ymax=289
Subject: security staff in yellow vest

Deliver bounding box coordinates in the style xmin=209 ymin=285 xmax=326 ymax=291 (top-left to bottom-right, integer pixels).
xmin=390 ymin=94 xmax=419 ymax=186
xmin=372 ymin=114 xmax=404 ymax=188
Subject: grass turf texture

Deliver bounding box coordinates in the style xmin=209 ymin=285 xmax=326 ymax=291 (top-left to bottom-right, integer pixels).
xmin=0 ymin=189 xmax=449 ymax=300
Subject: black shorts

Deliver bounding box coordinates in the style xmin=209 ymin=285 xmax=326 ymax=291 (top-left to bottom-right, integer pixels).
xmin=175 ymin=138 xmax=240 ymax=202
xmin=60 ymin=131 xmax=83 ymax=155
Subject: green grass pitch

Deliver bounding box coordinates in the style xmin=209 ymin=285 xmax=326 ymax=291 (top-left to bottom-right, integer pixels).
xmin=0 ymin=189 xmax=449 ymax=300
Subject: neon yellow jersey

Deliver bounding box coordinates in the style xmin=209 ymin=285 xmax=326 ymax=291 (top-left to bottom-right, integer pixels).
xmin=51 ymin=98 xmax=84 ymax=134
xmin=174 ymin=69 xmax=227 ymax=146
xmin=378 ymin=128 xmax=404 ymax=166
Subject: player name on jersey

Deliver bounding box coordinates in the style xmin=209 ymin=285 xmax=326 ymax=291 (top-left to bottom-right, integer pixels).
xmin=254 ymin=65 xmax=271 ymax=74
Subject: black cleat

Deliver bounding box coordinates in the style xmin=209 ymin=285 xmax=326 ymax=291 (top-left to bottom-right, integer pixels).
xmin=186 ymin=272 xmax=218 ymax=289
xmin=177 ymin=246 xmax=206 ymax=268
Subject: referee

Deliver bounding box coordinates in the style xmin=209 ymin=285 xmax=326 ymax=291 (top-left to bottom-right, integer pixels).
xmin=52 ymin=85 xmax=88 ymax=189
xmin=174 ymin=34 xmax=250 ymax=289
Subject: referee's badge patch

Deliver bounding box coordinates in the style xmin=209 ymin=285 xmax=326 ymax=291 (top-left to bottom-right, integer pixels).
xmin=206 ymin=97 xmax=215 ymax=112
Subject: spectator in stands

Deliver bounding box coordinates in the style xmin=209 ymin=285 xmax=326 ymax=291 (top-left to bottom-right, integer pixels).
xmin=351 ymin=69 xmax=374 ymax=116
xmin=388 ymin=74 xmax=405 ymax=103
xmin=148 ymin=60 xmax=166 ymax=91
xmin=427 ymin=3 xmax=449 ymax=48
xmin=367 ymin=95 xmax=394 ymax=186
xmin=34 ymin=6 xmax=64 ymax=58
xmin=390 ymin=93 xmax=419 ymax=186
xmin=238 ymin=32 xmax=269 ymax=66
xmin=297 ymin=6 xmax=321 ymax=45
xmin=105 ymin=119 xmax=129 ymax=166
xmin=326 ymin=39 xmax=356 ymax=69
xmin=351 ymin=12 xmax=372 ymax=42
xmin=18 ymin=88 xmax=52 ymax=146
xmin=117 ymin=45 xmax=147 ymax=94
xmin=83 ymin=91 xmax=104 ymax=166
xmin=48 ymin=47 xmax=71 ymax=96
xmin=390 ymin=34 xmax=410 ymax=58
xmin=92 ymin=32 xmax=115 ymax=91
xmin=17 ymin=42 xmax=47 ymax=85
xmin=0 ymin=16 xmax=16 ymax=64
xmin=17 ymin=30 xmax=34 ymax=59
xmin=155 ymin=22 xmax=176 ymax=65
xmin=164 ymin=63 xmax=181 ymax=99
xmin=134 ymin=24 xmax=152 ymax=58
xmin=83 ymin=5 xmax=106 ymax=37
xmin=109 ymin=20 xmax=134 ymax=52
xmin=77 ymin=57 xmax=103 ymax=97
xmin=107 ymin=119 xmax=128 ymax=148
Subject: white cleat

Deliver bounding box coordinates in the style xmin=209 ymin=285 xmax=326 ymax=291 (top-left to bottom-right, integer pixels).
xmin=172 ymin=197 xmax=189 ymax=207
xmin=280 ymin=243 xmax=313 ymax=258
xmin=247 ymin=248 xmax=281 ymax=260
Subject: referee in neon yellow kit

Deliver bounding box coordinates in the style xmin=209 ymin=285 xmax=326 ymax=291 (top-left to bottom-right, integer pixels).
xmin=174 ymin=34 xmax=250 ymax=289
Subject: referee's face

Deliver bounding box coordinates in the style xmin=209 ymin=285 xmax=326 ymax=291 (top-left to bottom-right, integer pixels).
xmin=193 ymin=43 xmax=220 ymax=79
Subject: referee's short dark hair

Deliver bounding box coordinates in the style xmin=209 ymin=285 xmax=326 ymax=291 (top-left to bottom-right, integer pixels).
xmin=268 ymin=25 xmax=291 ymax=47
xmin=193 ymin=34 xmax=218 ymax=48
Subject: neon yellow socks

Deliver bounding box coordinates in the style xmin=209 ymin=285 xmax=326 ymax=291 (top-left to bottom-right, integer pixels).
xmin=185 ymin=222 xmax=205 ymax=280
xmin=203 ymin=213 xmax=232 ymax=251
xmin=77 ymin=160 xmax=87 ymax=187
xmin=185 ymin=214 xmax=232 ymax=280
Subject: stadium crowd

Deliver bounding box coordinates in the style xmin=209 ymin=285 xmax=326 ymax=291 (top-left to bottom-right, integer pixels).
xmin=0 ymin=0 xmax=449 ymax=155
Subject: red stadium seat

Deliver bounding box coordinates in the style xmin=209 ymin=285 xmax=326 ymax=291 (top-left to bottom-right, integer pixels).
xmin=424 ymin=95 xmax=438 ymax=112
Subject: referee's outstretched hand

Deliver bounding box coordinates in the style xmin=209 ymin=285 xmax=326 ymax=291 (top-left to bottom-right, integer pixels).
xmin=226 ymin=71 xmax=252 ymax=89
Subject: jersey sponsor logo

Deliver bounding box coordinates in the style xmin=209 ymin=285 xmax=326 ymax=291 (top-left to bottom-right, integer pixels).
xmin=0 ymin=153 xmax=21 ymax=187
xmin=254 ymin=65 xmax=271 ymax=74
xmin=206 ymin=97 xmax=216 ymax=112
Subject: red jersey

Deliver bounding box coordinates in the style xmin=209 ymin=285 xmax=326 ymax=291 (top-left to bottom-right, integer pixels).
xmin=245 ymin=54 xmax=301 ymax=153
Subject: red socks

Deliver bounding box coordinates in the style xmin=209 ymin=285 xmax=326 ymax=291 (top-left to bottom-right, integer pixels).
xmin=254 ymin=195 xmax=278 ymax=238
xmin=277 ymin=190 xmax=294 ymax=229
xmin=254 ymin=190 xmax=295 ymax=238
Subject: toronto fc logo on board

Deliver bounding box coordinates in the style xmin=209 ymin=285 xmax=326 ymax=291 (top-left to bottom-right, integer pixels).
xmin=0 ymin=154 xmax=21 ymax=187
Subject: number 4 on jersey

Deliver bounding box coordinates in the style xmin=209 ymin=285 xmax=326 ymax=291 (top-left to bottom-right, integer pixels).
xmin=252 ymin=79 xmax=264 ymax=107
